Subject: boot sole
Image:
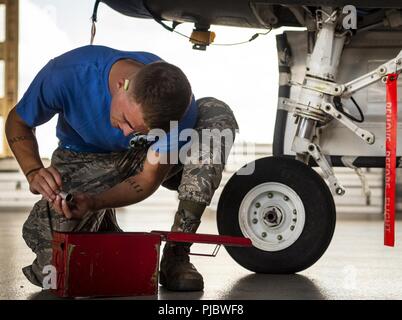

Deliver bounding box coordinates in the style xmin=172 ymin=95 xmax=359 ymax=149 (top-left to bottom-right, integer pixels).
xmin=159 ymin=271 xmax=204 ymax=291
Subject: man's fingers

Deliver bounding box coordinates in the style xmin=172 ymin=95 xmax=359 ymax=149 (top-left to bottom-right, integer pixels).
xmin=35 ymin=186 xmax=50 ymax=201
xmin=38 ymin=169 xmax=59 ymax=196
xmin=61 ymin=199 xmax=73 ymax=219
xmin=52 ymin=195 xmax=63 ymax=215
xmin=27 ymin=166 xmax=63 ymax=200
xmin=33 ymin=176 xmax=55 ymax=202
xmin=47 ymin=167 xmax=63 ymax=189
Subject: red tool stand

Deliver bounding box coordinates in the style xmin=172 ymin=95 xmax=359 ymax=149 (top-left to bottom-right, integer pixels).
xmin=52 ymin=230 xmax=251 ymax=298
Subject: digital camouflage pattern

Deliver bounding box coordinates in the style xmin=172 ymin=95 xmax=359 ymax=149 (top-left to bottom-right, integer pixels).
xmin=22 ymin=97 xmax=238 ymax=287
xmin=163 ymin=97 xmax=239 ymax=205
xmin=22 ymin=149 xmax=126 ymax=286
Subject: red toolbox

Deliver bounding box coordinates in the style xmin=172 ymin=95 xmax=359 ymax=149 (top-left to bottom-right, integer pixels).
xmin=52 ymin=230 xmax=252 ymax=298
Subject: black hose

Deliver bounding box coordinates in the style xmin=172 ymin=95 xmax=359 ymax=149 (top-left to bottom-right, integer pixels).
xmin=91 ymin=0 xmax=101 ymax=23
xmin=333 ymin=96 xmax=365 ymax=123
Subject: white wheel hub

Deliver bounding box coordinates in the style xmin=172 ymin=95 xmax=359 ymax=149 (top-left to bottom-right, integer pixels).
xmin=239 ymin=182 xmax=306 ymax=252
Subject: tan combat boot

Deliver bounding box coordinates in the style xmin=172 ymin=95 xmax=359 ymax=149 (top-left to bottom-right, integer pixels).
xmin=159 ymin=200 xmax=206 ymax=291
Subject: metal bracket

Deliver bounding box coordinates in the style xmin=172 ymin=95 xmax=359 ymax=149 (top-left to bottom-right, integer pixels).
xmin=341 ymin=50 xmax=402 ymax=97
xmin=307 ymin=143 xmax=346 ymax=196
xmin=292 ymin=136 xmax=346 ymax=196
xmin=321 ymin=103 xmax=375 ymax=145
xmin=189 ymin=244 xmax=221 ymax=257
xmin=302 ymin=77 xmax=344 ymax=97
xmin=301 ymin=50 xmax=402 ymax=98
xmin=280 ymin=98 xmax=328 ymax=122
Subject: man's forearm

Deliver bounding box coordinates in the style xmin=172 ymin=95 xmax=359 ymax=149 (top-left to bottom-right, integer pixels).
xmin=91 ymin=150 xmax=172 ymax=210
xmin=92 ymin=174 xmax=160 ymax=210
xmin=5 ymin=108 xmax=44 ymax=178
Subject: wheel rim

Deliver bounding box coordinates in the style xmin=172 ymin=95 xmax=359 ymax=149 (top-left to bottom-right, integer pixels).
xmin=239 ymin=182 xmax=306 ymax=252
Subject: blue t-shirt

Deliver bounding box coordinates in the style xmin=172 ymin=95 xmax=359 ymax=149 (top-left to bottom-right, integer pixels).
xmin=16 ymin=45 xmax=198 ymax=153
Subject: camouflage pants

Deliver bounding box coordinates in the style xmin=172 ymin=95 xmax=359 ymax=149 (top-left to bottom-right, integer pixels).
xmin=22 ymin=97 xmax=238 ymax=287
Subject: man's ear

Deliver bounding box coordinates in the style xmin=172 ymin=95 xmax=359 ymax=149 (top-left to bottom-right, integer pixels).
xmin=116 ymin=78 xmax=125 ymax=90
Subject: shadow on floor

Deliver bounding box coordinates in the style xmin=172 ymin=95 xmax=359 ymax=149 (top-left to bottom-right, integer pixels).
xmin=26 ymin=274 xmax=325 ymax=300
xmin=158 ymin=287 xmax=204 ymax=300
xmin=27 ymin=290 xmax=64 ymax=300
xmin=27 ymin=290 xmax=159 ymax=300
xmin=221 ymin=274 xmax=326 ymax=300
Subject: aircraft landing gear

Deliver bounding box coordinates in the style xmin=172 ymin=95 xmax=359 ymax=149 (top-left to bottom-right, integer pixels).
xmin=217 ymin=7 xmax=402 ymax=273
xmin=217 ymin=156 xmax=336 ymax=273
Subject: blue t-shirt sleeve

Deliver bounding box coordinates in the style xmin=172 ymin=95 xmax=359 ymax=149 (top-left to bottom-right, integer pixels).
xmin=16 ymin=60 xmax=62 ymax=127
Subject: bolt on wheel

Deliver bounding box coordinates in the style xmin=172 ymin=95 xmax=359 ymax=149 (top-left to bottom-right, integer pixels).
xmin=217 ymin=156 xmax=336 ymax=274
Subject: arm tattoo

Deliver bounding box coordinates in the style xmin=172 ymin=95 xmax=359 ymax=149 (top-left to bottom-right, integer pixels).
xmin=8 ymin=135 xmax=35 ymax=145
xmin=125 ymin=177 xmax=144 ymax=193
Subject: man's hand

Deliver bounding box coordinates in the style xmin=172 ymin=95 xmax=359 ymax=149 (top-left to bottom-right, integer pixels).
xmin=52 ymin=192 xmax=95 ymax=220
xmin=27 ymin=166 xmax=62 ymax=202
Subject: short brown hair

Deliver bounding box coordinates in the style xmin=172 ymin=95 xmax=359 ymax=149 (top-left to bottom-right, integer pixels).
xmin=130 ymin=61 xmax=192 ymax=132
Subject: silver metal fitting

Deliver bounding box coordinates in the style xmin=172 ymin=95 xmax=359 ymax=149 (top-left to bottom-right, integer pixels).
xmin=59 ymin=191 xmax=74 ymax=202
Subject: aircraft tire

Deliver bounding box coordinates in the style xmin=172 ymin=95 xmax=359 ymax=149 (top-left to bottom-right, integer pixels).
xmin=217 ymin=156 xmax=336 ymax=274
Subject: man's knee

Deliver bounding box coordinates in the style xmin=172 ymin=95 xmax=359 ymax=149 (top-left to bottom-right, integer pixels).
xmin=168 ymin=97 xmax=238 ymax=205
xmin=195 ymin=97 xmax=239 ymax=133
xmin=194 ymin=97 xmax=239 ymax=165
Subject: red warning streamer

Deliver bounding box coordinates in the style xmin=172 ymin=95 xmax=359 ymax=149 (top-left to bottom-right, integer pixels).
xmin=385 ymin=73 xmax=398 ymax=247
